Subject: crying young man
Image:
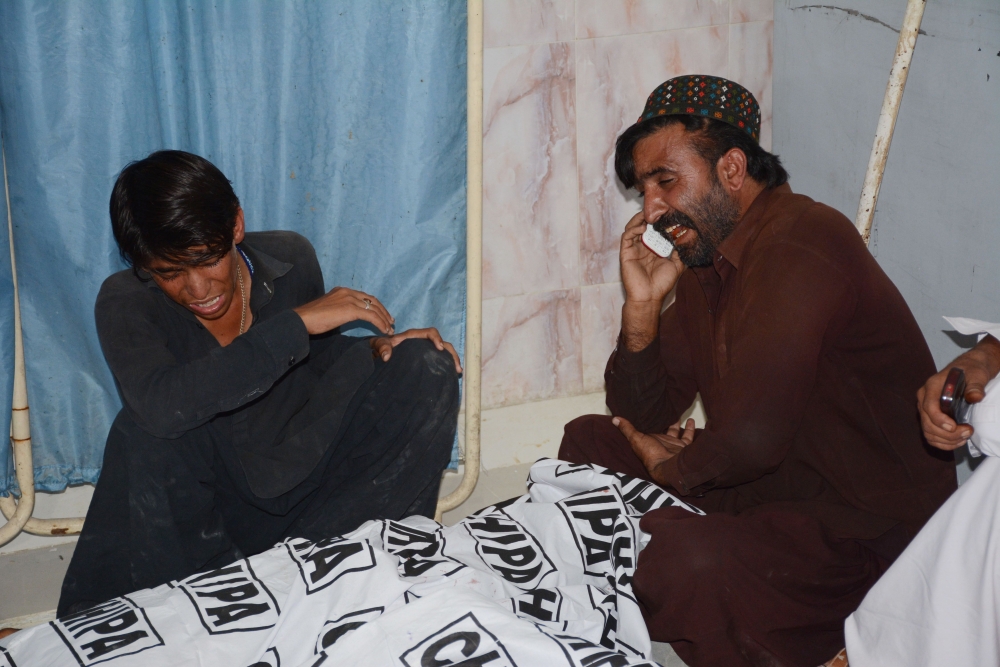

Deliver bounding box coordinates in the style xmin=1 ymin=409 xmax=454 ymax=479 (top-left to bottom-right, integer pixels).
xmin=59 ymin=150 xmax=462 ymax=616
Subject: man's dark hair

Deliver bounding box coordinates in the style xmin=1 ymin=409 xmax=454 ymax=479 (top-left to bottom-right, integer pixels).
xmin=614 ymin=115 xmax=788 ymax=190
xmin=110 ymin=150 xmax=241 ymax=272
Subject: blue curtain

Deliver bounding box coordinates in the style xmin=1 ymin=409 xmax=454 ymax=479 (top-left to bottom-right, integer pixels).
xmin=0 ymin=1 xmax=468 ymax=495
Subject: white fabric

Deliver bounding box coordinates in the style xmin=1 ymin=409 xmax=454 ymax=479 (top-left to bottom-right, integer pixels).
xmin=0 ymin=459 xmax=703 ymax=667
xmin=943 ymin=316 xmax=1000 ymax=347
xmin=845 ymin=322 xmax=1000 ymax=667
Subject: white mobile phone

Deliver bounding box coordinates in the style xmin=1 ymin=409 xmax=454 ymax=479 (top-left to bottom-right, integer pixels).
xmin=641 ymin=226 xmax=674 ymax=258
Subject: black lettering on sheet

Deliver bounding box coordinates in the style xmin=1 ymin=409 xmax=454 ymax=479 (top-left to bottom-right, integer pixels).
xmin=551 ymin=463 xmax=593 ymax=478
xmin=609 ymin=470 xmax=703 ymax=516
xmin=538 ymin=631 xmax=639 ymax=667
xmin=247 ymin=646 xmax=280 ymax=667
xmin=557 ymin=489 xmax=628 ymax=578
xmin=582 ymin=586 xmax=620 ymax=651
xmin=286 ymin=537 xmax=377 ymax=594
xmin=400 ymin=612 xmax=516 ymax=667
xmin=382 ymin=523 xmax=464 ymax=579
xmin=0 ymin=646 xmax=17 ymax=667
xmin=619 ymin=479 xmax=668 ymax=515
xmin=404 ymin=590 xmax=422 ymax=604
xmin=598 ymin=609 xmax=618 ymax=650
xmin=382 ymin=522 xmax=442 ymax=560
xmin=314 ymin=607 xmax=383 ymax=653
xmin=510 ymin=588 xmax=563 ymax=623
xmin=465 ymin=512 xmax=557 ymax=589
xmin=609 ymin=523 xmax=637 ymax=600
xmin=179 ymin=560 xmax=280 ymax=635
xmin=51 ymin=597 xmax=164 ymax=666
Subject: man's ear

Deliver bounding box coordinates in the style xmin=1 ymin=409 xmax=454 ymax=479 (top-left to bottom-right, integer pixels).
xmin=232 ymin=208 xmax=246 ymax=245
xmin=715 ymin=148 xmax=748 ymax=194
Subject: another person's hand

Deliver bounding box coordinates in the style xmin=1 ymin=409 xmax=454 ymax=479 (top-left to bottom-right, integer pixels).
xmin=293 ymin=287 xmax=394 ymax=336
xmin=619 ymin=211 xmax=685 ymax=351
xmin=369 ymin=327 xmax=463 ymax=374
xmin=917 ymin=335 xmax=1000 ymax=450
xmin=613 ymin=415 xmax=695 ymax=485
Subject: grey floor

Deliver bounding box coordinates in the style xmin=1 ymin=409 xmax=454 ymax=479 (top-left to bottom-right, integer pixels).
xmin=0 ymin=542 xmax=75 ymax=623
xmin=651 ymin=642 xmax=688 ymax=666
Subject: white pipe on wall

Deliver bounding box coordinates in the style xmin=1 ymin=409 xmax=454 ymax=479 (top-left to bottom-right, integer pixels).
xmin=0 ymin=144 xmax=85 ymax=546
xmin=436 ymin=0 xmax=483 ymax=522
xmin=0 ymin=145 xmax=38 ymax=545
xmin=855 ymin=0 xmax=926 ymax=245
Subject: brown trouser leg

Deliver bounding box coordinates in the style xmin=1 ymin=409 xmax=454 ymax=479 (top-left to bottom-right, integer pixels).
xmin=559 ymin=415 xmax=888 ymax=667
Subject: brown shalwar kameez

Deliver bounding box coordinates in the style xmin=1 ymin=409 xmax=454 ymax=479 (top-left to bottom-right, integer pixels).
xmin=558 ymin=184 xmax=957 ymax=667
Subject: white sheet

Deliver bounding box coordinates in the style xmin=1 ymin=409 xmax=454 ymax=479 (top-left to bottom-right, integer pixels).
xmin=845 ymin=319 xmax=1000 ymax=667
xmin=1 ymin=459 xmax=703 ymax=667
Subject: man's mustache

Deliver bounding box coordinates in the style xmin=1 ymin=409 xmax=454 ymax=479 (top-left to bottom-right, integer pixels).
xmin=652 ymin=210 xmax=698 ymax=237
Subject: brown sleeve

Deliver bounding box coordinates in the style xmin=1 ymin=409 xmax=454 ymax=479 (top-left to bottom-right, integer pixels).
xmin=660 ymin=239 xmax=856 ymax=495
xmin=605 ymin=297 xmax=699 ymax=434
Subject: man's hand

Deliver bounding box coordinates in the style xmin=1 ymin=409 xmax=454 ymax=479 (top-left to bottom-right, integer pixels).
xmin=917 ymin=335 xmax=1000 ymax=451
xmin=294 ymin=287 xmax=394 ymax=336
xmin=620 ymin=211 xmax=685 ymax=352
xmin=369 ymin=327 xmax=463 ymax=374
xmin=614 ymin=415 xmax=695 ymax=485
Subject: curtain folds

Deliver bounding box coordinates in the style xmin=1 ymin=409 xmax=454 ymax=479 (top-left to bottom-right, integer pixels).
xmin=0 ymin=0 xmax=468 ymax=494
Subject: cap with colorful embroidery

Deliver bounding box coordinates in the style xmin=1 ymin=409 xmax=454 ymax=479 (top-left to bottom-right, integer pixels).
xmin=638 ymin=75 xmax=761 ymax=143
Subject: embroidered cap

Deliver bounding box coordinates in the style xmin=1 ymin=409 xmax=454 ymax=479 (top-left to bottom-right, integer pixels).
xmin=638 ymin=75 xmax=761 ymax=143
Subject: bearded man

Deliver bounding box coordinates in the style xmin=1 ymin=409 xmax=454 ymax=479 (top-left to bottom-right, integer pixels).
xmin=559 ymin=76 xmax=956 ymax=666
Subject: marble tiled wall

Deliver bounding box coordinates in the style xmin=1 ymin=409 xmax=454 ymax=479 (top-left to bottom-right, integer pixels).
xmin=481 ymin=0 xmax=773 ymax=409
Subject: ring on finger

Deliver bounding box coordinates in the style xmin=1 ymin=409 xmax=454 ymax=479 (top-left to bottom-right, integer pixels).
xmin=363 ymin=298 xmax=372 ymax=310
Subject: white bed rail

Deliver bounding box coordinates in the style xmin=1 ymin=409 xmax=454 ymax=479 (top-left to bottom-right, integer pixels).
xmin=0 ymin=144 xmax=85 ymax=546
xmin=435 ymin=0 xmax=484 ymax=521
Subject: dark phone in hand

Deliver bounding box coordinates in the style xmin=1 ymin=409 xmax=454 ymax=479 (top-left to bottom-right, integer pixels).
xmin=940 ymin=367 xmax=971 ymax=425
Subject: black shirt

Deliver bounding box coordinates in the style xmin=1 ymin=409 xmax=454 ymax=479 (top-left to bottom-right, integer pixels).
xmin=96 ymin=231 xmax=374 ymax=497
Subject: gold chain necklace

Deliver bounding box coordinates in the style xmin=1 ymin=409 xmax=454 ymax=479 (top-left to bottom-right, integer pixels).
xmin=236 ymin=255 xmax=247 ymax=335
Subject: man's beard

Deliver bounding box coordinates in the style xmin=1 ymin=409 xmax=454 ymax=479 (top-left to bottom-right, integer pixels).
xmin=652 ymin=180 xmax=741 ymax=267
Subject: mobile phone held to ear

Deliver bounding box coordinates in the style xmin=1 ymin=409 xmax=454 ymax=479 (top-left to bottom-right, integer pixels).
xmin=940 ymin=367 xmax=972 ymax=425
xmin=641 ymin=225 xmax=675 ymax=258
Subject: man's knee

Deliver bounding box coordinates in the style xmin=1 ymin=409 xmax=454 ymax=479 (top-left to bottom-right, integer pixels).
xmin=390 ymin=338 xmax=458 ymax=381
xmin=388 ymin=338 xmax=460 ymax=419
xmin=634 ymin=511 xmax=731 ymax=607
xmin=559 ymin=414 xmax=619 ymax=463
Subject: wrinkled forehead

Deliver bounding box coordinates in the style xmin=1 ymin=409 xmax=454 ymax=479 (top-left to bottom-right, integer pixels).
xmin=633 ymin=125 xmax=708 ymax=180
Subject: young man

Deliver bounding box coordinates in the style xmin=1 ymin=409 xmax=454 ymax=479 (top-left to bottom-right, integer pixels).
xmin=558 ymin=76 xmax=956 ymax=666
xmin=58 ymin=150 xmax=462 ymax=616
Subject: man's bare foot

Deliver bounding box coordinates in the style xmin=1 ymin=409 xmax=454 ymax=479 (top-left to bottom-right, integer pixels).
xmin=0 ymin=627 xmax=19 ymax=640
xmin=822 ymin=648 xmax=848 ymax=667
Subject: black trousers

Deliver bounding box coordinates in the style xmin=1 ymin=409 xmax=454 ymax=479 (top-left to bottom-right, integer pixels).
xmin=58 ymin=338 xmax=459 ymax=617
